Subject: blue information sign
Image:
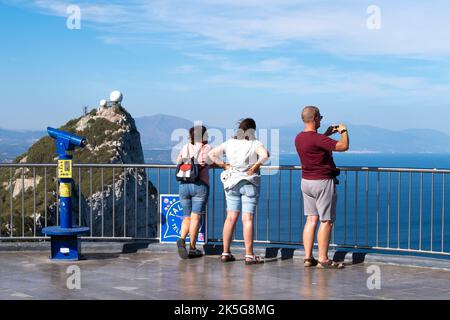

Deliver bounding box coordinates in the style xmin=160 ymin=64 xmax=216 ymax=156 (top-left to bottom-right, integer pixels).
xmin=160 ymin=194 xmax=206 ymax=244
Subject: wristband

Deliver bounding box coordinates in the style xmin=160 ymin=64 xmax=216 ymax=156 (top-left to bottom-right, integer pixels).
xmin=340 ymin=129 xmax=347 ymax=134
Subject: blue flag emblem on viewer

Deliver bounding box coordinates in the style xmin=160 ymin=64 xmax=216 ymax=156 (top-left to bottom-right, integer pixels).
xmin=160 ymin=194 xmax=206 ymax=244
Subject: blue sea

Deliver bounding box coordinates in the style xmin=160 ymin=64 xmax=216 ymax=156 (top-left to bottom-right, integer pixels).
xmin=149 ymin=154 xmax=450 ymax=252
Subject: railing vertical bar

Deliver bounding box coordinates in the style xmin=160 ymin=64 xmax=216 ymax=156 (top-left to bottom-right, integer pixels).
xmin=21 ymin=167 xmax=24 ymax=237
xmin=376 ymin=171 xmax=380 ymax=247
xmin=146 ymin=168 xmax=149 ymax=238
xmin=299 ymin=170 xmax=303 ymax=243
xmin=44 ymin=167 xmax=47 ymax=228
xmin=123 ymin=168 xmax=127 ymax=238
xmin=101 ymin=168 xmax=104 ymax=238
xmin=255 ymin=201 xmax=259 ymax=242
xmin=0 ymin=168 xmax=2 ymax=237
xmin=354 ymin=171 xmax=358 ymax=246
xmin=278 ymin=170 xmax=281 ymax=242
xmin=10 ymin=168 xmax=13 ymax=238
xmin=398 ymin=172 xmax=401 ymax=249
xmin=332 ymin=171 xmax=336 ymax=244
xmin=344 ymin=170 xmax=347 ymax=244
xmin=112 ymin=168 xmax=115 ymax=237
xmin=157 ymin=168 xmax=161 ymax=240
xmin=78 ymin=167 xmax=81 ymax=226
xmin=431 ymin=173 xmax=435 ymax=252
xmin=289 ymin=170 xmax=292 ymax=243
xmin=168 ymin=168 xmax=172 ymax=194
xmin=212 ymin=169 xmax=216 ymax=240
xmin=365 ymin=170 xmax=369 ymax=246
xmin=408 ymin=172 xmax=412 ymax=249
xmin=387 ymin=172 xmax=391 ymax=248
xmin=419 ymin=173 xmax=423 ymax=251
xmin=33 ymin=167 xmax=36 ymax=238
xmin=442 ymin=173 xmax=446 ymax=253
xmin=267 ymin=170 xmax=271 ymax=242
xmin=135 ymin=167 xmax=138 ymax=238
xmin=90 ymin=167 xmax=93 ymax=237
xmin=0 ymin=168 xmax=1 ymax=237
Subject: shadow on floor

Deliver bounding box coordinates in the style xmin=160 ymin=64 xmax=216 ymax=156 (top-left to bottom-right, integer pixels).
xmin=265 ymin=248 xmax=296 ymax=260
xmin=333 ymin=251 xmax=367 ymax=264
xmin=122 ymin=241 xmax=153 ymax=254
xmin=80 ymin=253 xmax=121 ymax=260
xmin=203 ymin=244 xmax=224 ymax=255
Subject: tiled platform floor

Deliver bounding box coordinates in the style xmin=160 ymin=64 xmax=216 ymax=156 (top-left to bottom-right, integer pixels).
xmin=1 ymin=250 xmax=449 ymax=300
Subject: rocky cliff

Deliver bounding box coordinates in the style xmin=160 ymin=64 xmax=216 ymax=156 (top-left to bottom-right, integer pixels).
xmin=0 ymin=105 xmax=158 ymax=238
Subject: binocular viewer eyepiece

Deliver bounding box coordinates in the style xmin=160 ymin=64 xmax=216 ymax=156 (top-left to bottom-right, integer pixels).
xmin=47 ymin=127 xmax=87 ymax=155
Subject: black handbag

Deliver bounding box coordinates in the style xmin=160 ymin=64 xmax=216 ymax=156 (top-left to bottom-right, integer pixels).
xmin=176 ymin=145 xmax=204 ymax=183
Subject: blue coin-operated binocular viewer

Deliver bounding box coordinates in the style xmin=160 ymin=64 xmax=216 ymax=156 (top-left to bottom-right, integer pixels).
xmin=42 ymin=127 xmax=90 ymax=260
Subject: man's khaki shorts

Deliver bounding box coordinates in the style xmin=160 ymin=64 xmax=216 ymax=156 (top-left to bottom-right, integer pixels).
xmin=301 ymin=178 xmax=337 ymax=222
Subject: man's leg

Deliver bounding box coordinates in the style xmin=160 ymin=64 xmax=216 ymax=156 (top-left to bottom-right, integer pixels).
xmin=316 ymin=179 xmax=337 ymax=263
xmin=303 ymin=215 xmax=319 ymax=259
xmin=242 ymin=213 xmax=254 ymax=256
xmin=180 ymin=216 xmax=191 ymax=241
xmin=317 ymin=221 xmax=333 ymax=262
xmin=189 ymin=213 xmax=202 ymax=250
xmin=223 ymin=211 xmax=239 ymax=254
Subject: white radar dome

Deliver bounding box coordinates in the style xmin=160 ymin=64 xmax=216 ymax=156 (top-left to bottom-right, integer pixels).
xmin=99 ymin=99 xmax=107 ymax=107
xmin=110 ymin=91 xmax=123 ymax=103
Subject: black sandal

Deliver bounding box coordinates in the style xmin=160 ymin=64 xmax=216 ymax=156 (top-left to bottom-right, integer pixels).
xmin=317 ymin=260 xmax=345 ymax=269
xmin=245 ymin=255 xmax=264 ymax=265
xmin=221 ymin=253 xmax=236 ymax=263
xmin=304 ymin=257 xmax=318 ymax=267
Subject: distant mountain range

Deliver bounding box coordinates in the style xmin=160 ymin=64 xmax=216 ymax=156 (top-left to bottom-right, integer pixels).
xmin=0 ymin=128 xmax=45 ymax=162
xmin=1 ymin=114 xmax=450 ymax=163
xmin=136 ymin=114 xmax=450 ymax=156
xmin=276 ymin=123 xmax=450 ymax=154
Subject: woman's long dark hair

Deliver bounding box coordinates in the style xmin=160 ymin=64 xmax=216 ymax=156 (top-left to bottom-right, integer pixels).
xmin=189 ymin=125 xmax=208 ymax=145
xmin=235 ymin=118 xmax=256 ymax=140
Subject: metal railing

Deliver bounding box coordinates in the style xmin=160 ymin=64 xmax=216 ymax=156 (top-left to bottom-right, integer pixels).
xmin=0 ymin=163 xmax=449 ymax=257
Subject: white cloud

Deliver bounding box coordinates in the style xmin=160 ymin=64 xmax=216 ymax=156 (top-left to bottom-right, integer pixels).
xmin=7 ymin=0 xmax=450 ymax=57
xmin=193 ymin=56 xmax=439 ymax=98
xmin=172 ymin=65 xmax=196 ymax=74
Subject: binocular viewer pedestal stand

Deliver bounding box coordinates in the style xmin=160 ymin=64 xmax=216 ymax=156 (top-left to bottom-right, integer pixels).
xmin=42 ymin=226 xmax=90 ymax=260
xmin=42 ymin=127 xmax=90 ymax=261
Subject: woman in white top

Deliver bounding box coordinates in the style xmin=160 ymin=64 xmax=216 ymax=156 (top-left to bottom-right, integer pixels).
xmin=209 ymin=118 xmax=269 ymax=264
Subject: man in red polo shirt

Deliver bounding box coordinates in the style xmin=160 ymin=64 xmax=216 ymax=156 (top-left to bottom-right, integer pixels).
xmin=295 ymin=106 xmax=349 ymax=269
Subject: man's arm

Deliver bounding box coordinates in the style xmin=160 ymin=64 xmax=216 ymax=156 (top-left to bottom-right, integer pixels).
xmin=334 ymin=124 xmax=349 ymax=152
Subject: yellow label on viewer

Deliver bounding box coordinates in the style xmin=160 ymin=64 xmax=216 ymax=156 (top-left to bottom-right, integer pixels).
xmin=58 ymin=160 xmax=72 ymax=179
xmin=60 ymin=183 xmax=71 ymax=197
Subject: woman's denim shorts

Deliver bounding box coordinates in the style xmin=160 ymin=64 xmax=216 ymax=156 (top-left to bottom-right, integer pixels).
xmin=225 ymin=181 xmax=260 ymax=214
xmin=179 ymin=181 xmax=210 ymax=217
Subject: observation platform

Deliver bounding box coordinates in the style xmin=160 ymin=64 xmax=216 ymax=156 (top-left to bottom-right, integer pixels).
xmin=0 ymin=242 xmax=449 ymax=300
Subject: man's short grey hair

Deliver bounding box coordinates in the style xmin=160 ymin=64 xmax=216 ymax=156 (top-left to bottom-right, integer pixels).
xmin=301 ymin=106 xmax=320 ymax=123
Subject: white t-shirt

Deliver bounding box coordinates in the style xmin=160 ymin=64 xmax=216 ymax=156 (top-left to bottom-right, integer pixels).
xmin=220 ymin=139 xmax=264 ymax=187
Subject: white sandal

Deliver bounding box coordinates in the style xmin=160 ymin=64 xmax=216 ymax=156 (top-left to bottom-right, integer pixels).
xmin=245 ymin=255 xmax=264 ymax=265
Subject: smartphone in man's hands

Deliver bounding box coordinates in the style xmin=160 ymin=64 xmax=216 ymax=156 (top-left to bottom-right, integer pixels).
xmin=325 ymin=125 xmax=339 ymax=136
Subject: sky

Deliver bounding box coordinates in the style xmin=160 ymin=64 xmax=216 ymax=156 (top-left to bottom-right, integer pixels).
xmin=0 ymin=0 xmax=450 ymax=133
